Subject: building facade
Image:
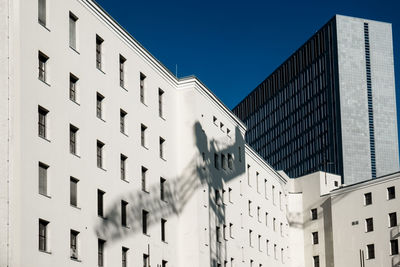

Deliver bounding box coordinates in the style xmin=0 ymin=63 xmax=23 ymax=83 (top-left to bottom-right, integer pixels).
xmin=0 ymin=0 xmax=289 ymax=266
xmin=233 ymin=15 xmax=399 ymax=185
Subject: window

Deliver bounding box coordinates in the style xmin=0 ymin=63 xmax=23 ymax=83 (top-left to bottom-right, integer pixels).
xmin=223 ymin=224 xmax=227 ymax=240
xmin=280 ymin=223 xmax=283 ymax=236
xmin=142 ymin=210 xmax=148 ymax=234
xmin=272 ymin=185 xmax=276 ymax=205
xmin=228 ymin=187 xmax=232 ymax=203
xmin=213 ymin=116 xmax=217 ymax=125
xmin=141 ymin=124 xmax=147 ymax=147
xmin=69 ymin=73 xmax=78 ymax=102
xmin=266 ymin=239 xmax=270 ymax=255
xmin=121 ymin=200 xmax=128 ymax=227
xmin=70 ymin=124 xmax=78 ymax=155
xmin=366 ymin=244 xmax=375 ymax=259
xmin=143 ymin=254 xmax=149 ymax=267
xmin=140 ymin=73 xmax=146 ymax=104
xmin=119 ymin=55 xmax=126 ymax=87
xmin=249 ymin=229 xmax=252 ymax=247
xmin=120 ymin=154 xmax=127 ymax=180
xmin=161 ymin=218 xmax=167 ymax=241
xmin=229 ymin=223 xmax=233 ymax=238
xmin=38 ymin=219 xmax=48 ymax=252
xmin=227 ymin=128 xmax=231 ymax=137
xmin=388 ymin=186 xmax=396 ymax=200
xmin=69 ymin=12 xmax=78 ymax=49
xmin=247 ymin=164 xmax=251 ymax=185
xmin=265 ymin=212 xmax=268 ymax=226
xmin=391 ymin=239 xmax=399 ymax=255
xmin=248 ymin=200 xmax=252 ymax=216
xmin=214 ymin=153 xmax=219 ymax=169
xmin=120 ymin=109 xmax=127 ymax=134
xmin=38 ymin=106 xmax=48 ymax=138
xmin=274 ymin=244 xmax=277 ymax=259
xmin=215 ymin=189 xmax=220 ymax=206
xmin=256 ymin=172 xmax=259 ymax=192
xmin=162 ymin=260 xmax=167 ymax=267
xmin=365 ymin=218 xmax=374 ymax=232
xmin=141 ymin=166 xmax=147 ymax=192
xmin=38 ymin=52 xmax=48 ymax=82
xmin=160 ymin=177 xmax=166 ymax=201
xmin=312 ymin=232 xmax=319 ymax=244
xmin=273 ymin=218 xmax=276 ymax=231
xmin=96 ymin=93 xmax=104 ymax=119
xmin=313 ymin=255 xmax=320 ymax=267
xmin=220 ymin=122 xmax=224 ymax=131
xmin=38 ymin=162 xmax=48 ymax=196
xmin=96 ymin=35 xmax=103 ymax=70
xmin=159 ymin=137 xmax=165 ymax=159
xmin=311 ymin=208 xmax=318 ymax=220
xmin=70 ymin=230 xmax=79 ymax=259
xmin=279 ymin=192 xmax=282 ymax=209
xmin=364 ymin=192 xmax=372 ymax=205
xmin=389 ymin=212 xmax=397 ymax=227
xmin=38 ymin=0 xmax=46 ymax=26
xmin=97 ymin=140 xmax=104 ymax=168
xmin=70 ymin=177 xmax=78 ymax=207
xmin=97 ymin=189 xmax=105 ymax=217
xmin=159 ymin=88 xmax=164 ymax=118
xmin=221 ymin=154 xmax=226 ymax=170
xmin=258 ymin=235 xmax=261 ymax=251
xmin=216 ymin=226 xmax=221 ymax=243
xmin=257 ymin=206 xmax=261 ymax=222
xmin=228 ymin=154 xmax=233 ymax=169
xmin=264 ymin=179 xmax=268 ymax=198
xmin=98 ymin=239 xmax=105 ymax=266
xmin=122 ymin=247 xmax=129 ymax=267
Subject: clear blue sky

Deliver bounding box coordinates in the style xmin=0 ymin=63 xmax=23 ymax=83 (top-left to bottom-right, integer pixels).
xmin=96 ymin=0 xmax=400 ymax=129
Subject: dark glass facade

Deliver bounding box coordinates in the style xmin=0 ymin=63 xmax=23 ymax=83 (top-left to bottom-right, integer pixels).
xmin=233 ymin=17 xmax=343 ymax=179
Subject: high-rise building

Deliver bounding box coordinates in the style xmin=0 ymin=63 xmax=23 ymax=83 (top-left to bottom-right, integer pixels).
xmin=233 ymin=15 xmax=399 ymax=185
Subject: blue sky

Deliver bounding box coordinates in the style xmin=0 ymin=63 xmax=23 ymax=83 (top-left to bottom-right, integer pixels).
xmin=96 ymin=0 xmax=400 ymax=127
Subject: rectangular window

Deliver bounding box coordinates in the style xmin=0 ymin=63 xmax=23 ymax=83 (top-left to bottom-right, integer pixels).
xmin=313 ymin=255 xmax=320 ymax=267
xmin=70 ymin=177 xmax=78 ymax=207
xmin=311 ymin=208 xmax=317 ymax=220
xmin=161 ymin=218 xmax=166 ymax=241
xmin=257 ymin=206 xmax=261 ymax=222
xmin=265 ymin=212 xmax=268 ymax=226
xmin=312 ymin=232 xmax=319 ymax=244
xmin=122 ymin=247 xmax=129 ymax=267
xmin=389 ymin=212 xmax=397 ymax=227
xmin=391 ymin=239 xmax=399 ymax=255
xmin=162 ymin=260 xmax=167 ymax=267
xmin=70 ymin=124 xmax=78 ymax=155
xmin=272 ymin=185 xmax=276 ymax=205
xmin=38 ymin=52 xmax=48 ymax=82
xmin=228 ymin=187 xmax=232 ymax=203
xmin=214 ymin=153 xmax=219 ymax=169
xmin=248 ymin=200 xmax=252 ymax=216
xmin=159 ymin=88 xmax=164 ymax=118
xmin=215 ymin=189 xmax=220 ymax=206
xmin=367 ymin=244 xmax=375 ymax=259
xmin=388 ymin=186 xmax=396 ymax=200
xmin=119 ymin=55 xmax=126 ymax=88
xmin=140 ymin=73 xmax=146 ymax=104
xmin=97 ymin=140 xmax=104 ymax=168
xmin=70 ymin=230 xmax=79 ymax=259
xmin=120 ymin=109 xmax=127 ymax=134
xmin=159 ymin=137 xmax=165 ymax=159
xmin=273 ymin=218 xmax=276 ymax=231
xmin=121 ymin=200 xmax=128 ymax=227
xmin=247 ymin=164 xmax=251 ymax=185
xmin=69 ymin=73 xmax=78 ymax=102
xmin=69 ymin=12 xmax=78 ymax=49
xmin=228 ymin=154 xmax=233 ymax=170
xmin=141 ymin=166 xmax=147 ymax=192
xmin=38 ymin=219 xmax=48 ymax=252
xmin=38 ymin=162 xmax=48 ymax=196
xmin=221 ymin=154 xmax=226 ymax=170
xmin=258 ymin=235 xmax=261 ymax=251
xmin=38 ymin=0 xmax=46 ymax=26
xmin=365 ymin=218 xmax=374 ymax=232
xmin=248 ymin=229 xmax=252 ymax=247
xmin=256 ymin=172 xmax=259 ymax=192
xmin=264 ymin=179 xmax=268 ymax=198
xmin=229 ymin=223 xmax=233 ymax=238
xmin=120 ymin=154 xmax=127 ymax=180
xmin=97 ymin=189 xmax=105 ymax=217
xmin=38 ymin=106 xmax=48 ymax=138
xmin=98 ymin=239 xmax=105 ymax=266
xmin=143 ymin=254 xmax=149 ymax=267
xmin=96 ymin=93 xmax=104 ymax=119
xmin=364 ymin=192 xmax=372 ymax=205
xmin=160 ymin=177 xmax=166 ymax=201
xmin=266 ymin=240 xmax=270 ymax=255
xmin=142 ymin=210 xmax=148 ymax=234
xmin=141 ymin=124 xmax=147 ymax=147
xmin=96 ymin=35 xmax=103 ymax=70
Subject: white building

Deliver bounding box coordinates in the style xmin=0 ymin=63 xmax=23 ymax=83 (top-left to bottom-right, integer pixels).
xmin=0 ymin=0 xmax=288 ymax=266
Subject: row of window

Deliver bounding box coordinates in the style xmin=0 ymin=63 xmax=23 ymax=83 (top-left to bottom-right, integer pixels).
xmin=364 ymin=186 xmax=396 ymax=205
xmin=38 ymin=218 xmax=167 ymax=267
xmin=212 ymin=116 xmax=231 ymax=137
xmin=365 ymin=213 xmax=398 ymax=232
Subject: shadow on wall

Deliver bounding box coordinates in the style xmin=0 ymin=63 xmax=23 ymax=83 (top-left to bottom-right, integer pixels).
xmin=94 ymin=120 xmax=246 ymax=252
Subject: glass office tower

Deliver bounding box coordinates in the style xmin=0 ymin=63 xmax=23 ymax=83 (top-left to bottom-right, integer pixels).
xmin=233 ymin=15 xmax=399 ymax=184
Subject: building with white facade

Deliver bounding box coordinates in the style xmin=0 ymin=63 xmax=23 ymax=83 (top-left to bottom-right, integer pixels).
xmin=0 ymin=0 xmax=289 ymax=266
